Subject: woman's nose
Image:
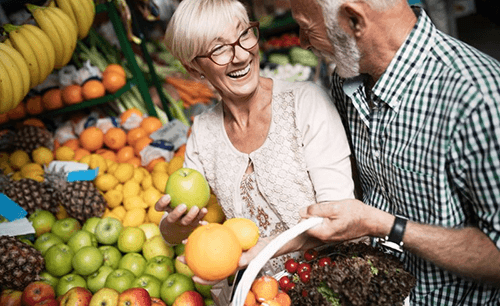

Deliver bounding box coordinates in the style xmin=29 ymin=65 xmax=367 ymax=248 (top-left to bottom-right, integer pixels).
xmin=232 ymin=44 xmax=251 ymax=63
xmin=299 ymin=28 xmax=311 ymax=49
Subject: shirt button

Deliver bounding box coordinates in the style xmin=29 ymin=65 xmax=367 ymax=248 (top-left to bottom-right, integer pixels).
xmin=373 ymin=150 xmax=380 ymax=158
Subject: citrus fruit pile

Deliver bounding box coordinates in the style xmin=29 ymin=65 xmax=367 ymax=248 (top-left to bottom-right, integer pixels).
xmin=246 ymin=275 xmax=292 ymax=306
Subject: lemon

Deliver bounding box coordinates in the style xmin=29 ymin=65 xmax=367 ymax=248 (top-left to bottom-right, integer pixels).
xmin=142 ymin=187 xmax=162 ymax=207
xmin=114 ymin=163 xmax=134 ymax=183
xmin=141 ymin=173 xmax=153 ymax=190
xmin=23 ymin=172 xmax=44 ymax=182
xmin=32 ymin=147 xmax=54 ymax=165
xmin=95 ymin=174 xmax=119 ymax=191
xmin=143 ymin=214 xmax=150 ymax=223
xmin=9 ymin=150 xmax=31 ymax=170
xmin=203 ymin=194 xmax=226 ymax=224
xmin=223 ymin=217 xmax=260 ymax=251
xmin=123 ymin=180 xmax=141 ymax=198
xmin=111 ymin=205 xmax=127 ymax=220
xmin=104 ymin=189 xmax=124 ymax=208
xmin=21 ymin=163 xmax=44 ymax=176
xmin=122 ymin=208 xmax=146 ymax=227
xmin=132 ymin=168 xmax=144 ymax=183
xmin=114 ymin=183 xmax=124 ymax=192
xmin=89 ymin=154 xmax=107 ymax=175
xmin=79 ymin=155 xmax=91 ymax=166
xmin=0 ymin=162 xmax=14 ymax=175
xmin=105 ymin=159 xmax=116 ymax=169
xmin=152 ymin=172 xmax=169 ymax=193
xmin=0 ymin=152 xmax=8 ymax=163
xmin=147 ymin=206 xmax=165 ymax=225
xmin=56 ymin=205 xmax=68 ymax=219
xmin=152 ymin=161 xmax=169 ymax=173
xmin=107 ymin=162 xmax=119 ymax=175
xmin=55 ymin=146 xmax=75 ymax=161
xmin=11 ymin=171 xmax=23 ymax=181
xmin=167 ymin=156 xmax=184 ymax=175
xmin=124 ymin=195 xmax=148 ymax=210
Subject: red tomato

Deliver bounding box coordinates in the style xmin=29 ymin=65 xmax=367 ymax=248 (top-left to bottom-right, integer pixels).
xmin=300 ymin=271 xmax=311 ymax=283
xmin=318 ymin=257 xmax=332 ymax=267
xmin=297 ymin=262 xmax=312 ymax=275
xmin=279 ymin=276 xmax=291 ymax=291
xmin=304 ymin=249 xmax=318 ymax=261
xmin=285 ymin=258 xmax=298 ymax=273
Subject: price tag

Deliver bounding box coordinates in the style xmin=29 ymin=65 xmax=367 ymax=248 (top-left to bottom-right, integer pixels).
xmin=0 ymin=194 xmax=27 ymax=221
xmin=150 ymin=119 xmax=189 ymax=151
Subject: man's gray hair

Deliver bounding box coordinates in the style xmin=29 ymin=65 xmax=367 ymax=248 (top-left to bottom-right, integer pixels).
xmin=315 ymin=0 xmax=400 ymax=12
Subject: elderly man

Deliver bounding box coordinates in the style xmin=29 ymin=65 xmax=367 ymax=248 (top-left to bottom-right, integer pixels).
xmin=290 ymin=0 xmax=500 ymax=304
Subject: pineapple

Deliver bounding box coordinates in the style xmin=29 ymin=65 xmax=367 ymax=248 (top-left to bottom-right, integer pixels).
xmin=12 ymin=125 xmax=53 ymax=155
xmin=0 ymin=235 xmax=44 ymax=291
xmin=0 ymin=175 xmax=61 ymax=215
xmin=45 ymin=168 xmax=106 ymax=224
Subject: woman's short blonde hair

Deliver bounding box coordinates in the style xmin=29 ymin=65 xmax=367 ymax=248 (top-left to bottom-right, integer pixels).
xmin=164 ymin=0 xmax=250 ymax=69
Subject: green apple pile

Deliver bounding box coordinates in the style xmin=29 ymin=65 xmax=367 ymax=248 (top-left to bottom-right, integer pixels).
xmin=30 ymin=210 xmax=215 ymax=305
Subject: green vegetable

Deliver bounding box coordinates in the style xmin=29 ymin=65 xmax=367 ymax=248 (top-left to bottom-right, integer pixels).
xmin=317 ymin=282 xmax=341 ymax=306
xmin=268 ymin=53 xmax=290 ymax=66
xmin=289 ymin=47 xmax=318 ymax=67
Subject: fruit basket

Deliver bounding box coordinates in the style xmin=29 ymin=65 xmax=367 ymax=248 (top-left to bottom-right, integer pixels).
xmin=232 ymin=217 xmax=416 ymax=306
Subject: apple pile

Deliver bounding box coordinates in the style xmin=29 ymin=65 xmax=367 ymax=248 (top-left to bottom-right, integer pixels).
xmin=28 ymin=210 xmax=215 ymax=305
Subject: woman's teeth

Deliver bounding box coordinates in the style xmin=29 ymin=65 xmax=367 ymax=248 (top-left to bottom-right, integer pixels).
xmin=228 ymin=64 xmax=250 ymax=78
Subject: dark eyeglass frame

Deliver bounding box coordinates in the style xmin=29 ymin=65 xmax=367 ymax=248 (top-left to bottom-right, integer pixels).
xmin=196 ymin=21 xmax=260 ymax=66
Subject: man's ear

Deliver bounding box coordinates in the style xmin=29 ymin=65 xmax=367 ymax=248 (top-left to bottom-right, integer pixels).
xmin=338 ymin=2 xmax=367 ymax=37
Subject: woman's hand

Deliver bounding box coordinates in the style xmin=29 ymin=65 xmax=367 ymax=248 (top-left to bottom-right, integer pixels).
xmin=155 ymin=194 xmax=208 ymax=245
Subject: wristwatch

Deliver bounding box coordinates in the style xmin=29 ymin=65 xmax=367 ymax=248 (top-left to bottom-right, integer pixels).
xmin=376 ymin=215 xmax=408 ymax=252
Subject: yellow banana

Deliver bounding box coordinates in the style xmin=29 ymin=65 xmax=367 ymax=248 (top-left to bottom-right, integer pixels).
xmin=57 ymin=0 xmax=87 ymax=39
xmin=0 ymin=43 xmax=30 ymax=99
xmin=17 ymin=26 xmax=51 ymax=85
xmin=8 ymin=29 xmax=41 ymax=88
xmin=3 ymin=39 xmax=13 ymax=48
xmin=22 ymin=24 xmax=56 ymax=77
xmin=45 ymin=7 xmax=77 ymax=67
xmin=0 ymin=53 xmax=15 ymax=113
xmin=30 ymin=6 xmax=65 ymax=69
xmin=0 ymin=48 xmax=24 ymax=109
xmin=78 ymin=0 xmax=95 ymax=38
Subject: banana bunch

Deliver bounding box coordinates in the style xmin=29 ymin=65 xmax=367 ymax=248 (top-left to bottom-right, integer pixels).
xmin=27 ymin=4 xmax=78 ymax=69
xmin=55 ymin=0 xmax=95 ymax=40
xmin=0 ymin=43 xmax=31 ymax=113
xmin=4 ymin=24 xmax=56 ymax=89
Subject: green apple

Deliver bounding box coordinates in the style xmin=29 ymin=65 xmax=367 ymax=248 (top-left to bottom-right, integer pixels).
xmin=160 ymin=273 xmax=195 ymax=306
xmin=39 ymin=271 xmax=59 ymax=289
xmin=174 ymin=257 xmax=194 ymax=278
xmin=174 ymin=244 xmax=185 ymax=256
xmin=51 ymin=218 xmax=81 ymax=243
xmin=55 ymin=273 xmax=87 ymax=297
xmin=117 ymin=226 xmax=146 ymax=253
xmin=104 ymin=269 xmax=136 ymax=293
xmin=165 ymin=168 xmax=210 ymax=210
xmin=143 ymin=255 xmax=175 ymax=283
xmin=34 ymin=232 xmax=63 ymax=256
xmin=95 ymin=217 xmax=123 ymax=245
xmin=72 ymin=246 xmax=103 ymax=276
xmin=138 ymin=223 xmax=162 ymax=240
xmin=131 ymin=274 xmax=162 ymax=298
xmin=87 ymin=265 xmax=114 ymax=293
xmin=118 ymin=252 xmax=147 ymax=277
xmin=194 ymin=282 xmax=213 ymax=299
xmin=89 ymin=287 xmax=119 ymax=306
xmin=67 ymin=230 xmax=98 ymax=253
xmin=29 ymin=210 xmax=56 ymax=237
xmin=82 ymin=217 xmax=101 ymax=234
xmin=44 ymin=243 xmax=74 ymax=277
xmin=99 ymin=245 xmax=122 ymax=269
xmin=142 ymin=235 xmax=174 ymax=260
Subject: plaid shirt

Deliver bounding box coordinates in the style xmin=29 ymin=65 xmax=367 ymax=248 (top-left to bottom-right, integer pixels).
xmin=331 ymin=7 xmax=500 ymax=306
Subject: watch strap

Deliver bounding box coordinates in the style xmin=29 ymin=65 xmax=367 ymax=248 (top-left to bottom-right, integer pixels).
xmin=387 ymin=215 xmax=408 ymax=245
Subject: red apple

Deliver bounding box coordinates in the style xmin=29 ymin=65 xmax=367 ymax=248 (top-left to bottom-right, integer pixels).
xmin=172 ymin=291 xmax=204 ymax=306
xmin=59 ymin=287 xmax=92 ymax=306
xmin=33 ymin=298 xmax=59 ymax=306
xmin=150 ymin=297 xmax=167 ymax=306
xmin=21 ymin=281 xmax=55 ymax=306
xmin=1 ymin=289 xmax=22 ymax=306
xmin=118 ymin=288 xmax=151 ymax=306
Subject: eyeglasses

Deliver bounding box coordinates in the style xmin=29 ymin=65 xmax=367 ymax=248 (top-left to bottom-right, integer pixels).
xmin=196 ymin=22 xmax=260 ymax=66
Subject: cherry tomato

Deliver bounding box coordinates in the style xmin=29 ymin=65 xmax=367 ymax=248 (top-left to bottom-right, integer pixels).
xmin=279 ymin=276 xmax=291 ymax=290
xmin=288 ymin=282 xmax=296 ymax=291
xmin=285 ymin=258 xmax=298 ymax=273
xmin=304 ymin=248 xmax=318 ymax=261
xmin=318 ymin=257 xmax=332 ymax=267
xmin=297 ymin=262 xmax=311 ymax=275
xmin=300 ymin=271 xmax=311 ymax=283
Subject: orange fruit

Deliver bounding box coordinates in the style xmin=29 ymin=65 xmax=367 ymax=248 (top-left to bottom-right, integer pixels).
xmin=82 ymin=79 xmax=106 ymax=100
xmin=134 ymin=136 xmax=152 ymax=156
xmin=96 ymin=149 xmax=117 ymax=162
xmin=261 ymin=300 xmax=282 ymax=306
xmin=53 ymin=139 xmax=61 ymax=151
xmin=273 ymin=292 xmax=291 ymax=306
xmin=7 ymin=101 xmax=26 ymax=120
xmin=126 ymin=127 xmax=148 ymax=147
xmin=167 ymin=155 xmax=184 ymax=175
xmin=120 ymin=108 xmax=143 ymax=125
xmin=62 ymin=84 xmax=83 ymax=105
xmin=245 ymin=290 xmax=258 ymax=306
xmin=223 ymin=218 xmax=260 ymax=250
xmin=251 ymin=275 xmax=279 ymax=303
xmin=102 ymin=71 xmax=127 ymax=93
xmin=104 ymin=64 xmax=127 ymax=78
xmin=80 ymin=127 xmax=104 ymax=152
xmin=140 ymin=116 xmax=162 ymax=135
xmin=25 ymin=95 xmax=44 ymax=115
xmin=174 ymin=144 xmax=186 ymax=158
xmin=42 ymin=88 xmax=64 ymax=110
xmin=22 ymin=118 xmax=45 ymax=129
xmin=74 ymin=148 xmax=91 ymax=161
xmin=126 ymin=156 xmax=142 ymax=168
xmin=62 ymin=138 xmax=80 ymax=151
xmin=146 ymin=157 xmax=165 ymax=172
xmin=116 ymin=146 xmax=135 ymax=163
xmin=185 ymin=223 xmax=242 ymax=281
xmin=104 ymin=127 xmax=127 ymax=150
